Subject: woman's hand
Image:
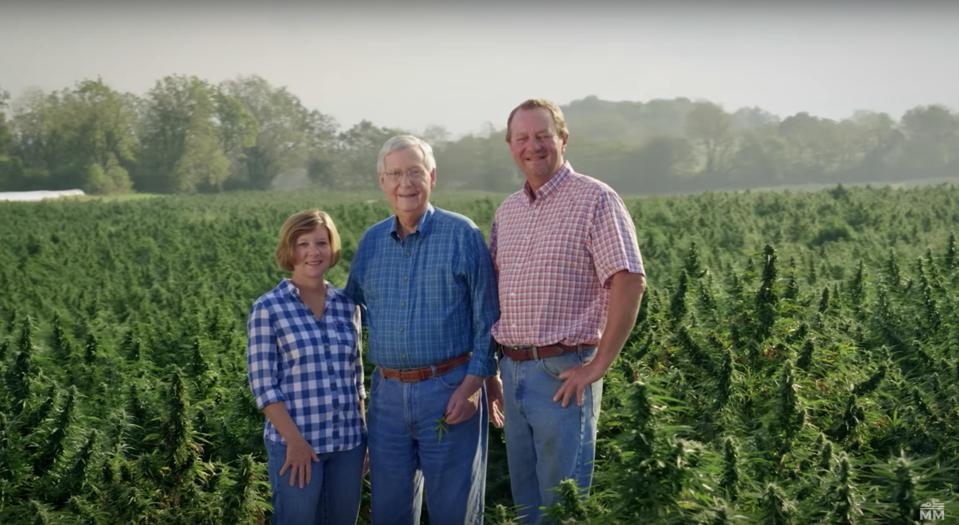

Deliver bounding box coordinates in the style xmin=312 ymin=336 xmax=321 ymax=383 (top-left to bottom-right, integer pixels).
xmin=280 ymin=435 xmax=319 ymax=488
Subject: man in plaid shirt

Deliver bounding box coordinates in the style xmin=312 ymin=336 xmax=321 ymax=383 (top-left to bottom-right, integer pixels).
xmin=489 ymin=99 xmax=646 ymax=523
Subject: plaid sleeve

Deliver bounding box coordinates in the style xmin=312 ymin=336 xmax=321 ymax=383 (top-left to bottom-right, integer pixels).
xmin=352 ymin=305 xmax=366 ymax=399
xmin=489 ymin=220 xmax=499 ymax=273
xmin=344 ymin=235 xmax=368 ymax=307
xmin=588 ymin=189 xmax=645 ymax=287
xmin=246 ymin=302 xmax=286 ymax=410
xmin=465 ymin=226 xmax=499 ymax=377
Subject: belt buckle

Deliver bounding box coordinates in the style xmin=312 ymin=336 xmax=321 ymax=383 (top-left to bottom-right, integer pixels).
xmin=506 ymin=344 xmax=537 ymax=360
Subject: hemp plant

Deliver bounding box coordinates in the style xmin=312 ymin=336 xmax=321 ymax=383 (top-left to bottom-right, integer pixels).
xmin=434 ymin=417 xmax=449 ymax=442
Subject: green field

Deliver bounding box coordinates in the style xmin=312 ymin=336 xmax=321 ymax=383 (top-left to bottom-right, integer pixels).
xmin=1 ymin=185 xmax=957 ymax=523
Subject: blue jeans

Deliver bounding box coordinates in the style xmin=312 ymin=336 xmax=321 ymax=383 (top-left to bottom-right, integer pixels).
xmin=500 ymin=348 xmax=602 ymax=524
xmin=265 ymin=438 xmax=364 ymax=525
xmin=368 ymin=364 xmax=487 ymax=525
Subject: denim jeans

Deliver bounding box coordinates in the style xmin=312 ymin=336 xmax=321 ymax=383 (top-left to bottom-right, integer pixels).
xmin=265 ymin=438 xmax=364 ymax=525
xmin=500 ymin=347 xmax=602 ymax=524
xmin=368 ymin=363 xmax=488 ymax=525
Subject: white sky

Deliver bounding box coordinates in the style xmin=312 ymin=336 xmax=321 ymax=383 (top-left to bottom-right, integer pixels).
xmin=2 ymin=1 xmax=957 ymax=137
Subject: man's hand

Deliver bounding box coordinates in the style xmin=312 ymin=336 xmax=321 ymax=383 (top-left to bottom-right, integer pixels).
xmin=279 ymin=435 xmax=319 ymax=488
xmin=553 ymin=360 xmax=607 ymax=408
xmin=445 ymin=375 xmax=484 ymax=425
xmin=554 ymin=271 xmax=645 ymax=408
xmin=486 ymin=375 xmax=505 ymax=428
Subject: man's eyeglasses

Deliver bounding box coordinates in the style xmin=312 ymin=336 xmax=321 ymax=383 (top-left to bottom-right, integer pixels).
xmin=382 ymin=167 xmax=428 ymax=181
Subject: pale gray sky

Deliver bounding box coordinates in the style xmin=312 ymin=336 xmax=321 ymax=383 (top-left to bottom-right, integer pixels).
xmin=2 ymin=1 xmax=957 ymax=137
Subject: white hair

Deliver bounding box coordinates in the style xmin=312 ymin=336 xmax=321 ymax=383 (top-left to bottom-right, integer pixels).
xmin=376 ymin=135 xmax=436 ymax=174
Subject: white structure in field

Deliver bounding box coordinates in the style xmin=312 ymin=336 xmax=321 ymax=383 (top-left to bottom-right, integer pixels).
xmin=0 ymin=190 xmax=85 ymax=202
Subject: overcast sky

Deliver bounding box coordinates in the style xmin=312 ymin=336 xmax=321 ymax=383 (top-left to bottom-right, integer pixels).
xmin=2 ymin=1 xmax=957 ymax=137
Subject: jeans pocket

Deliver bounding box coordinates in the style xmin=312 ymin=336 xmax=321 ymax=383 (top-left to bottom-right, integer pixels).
xmin=540 ymin=349 xmax=595 ymax=380
xmin=436 ymin=364 xmax=467 ymax=390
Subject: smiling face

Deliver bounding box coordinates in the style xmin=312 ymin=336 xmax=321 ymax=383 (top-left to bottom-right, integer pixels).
xmin=291 ymin=225 xmax=332 ymax=283
xmin=507 ymin=107 xmax=568 ymax=189
xmin=379 ymin=146 xmax=436 ymax=221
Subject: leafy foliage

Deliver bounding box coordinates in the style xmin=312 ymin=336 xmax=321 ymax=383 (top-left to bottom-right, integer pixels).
xmin=1 ymin=184 xmax=958 ymax=522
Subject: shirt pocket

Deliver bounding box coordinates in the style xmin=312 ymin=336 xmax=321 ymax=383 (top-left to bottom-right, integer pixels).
xmin=332 ymin=320 xmax=358 ymax=349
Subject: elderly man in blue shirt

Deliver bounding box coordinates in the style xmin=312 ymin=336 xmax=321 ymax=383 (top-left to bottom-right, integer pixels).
xmin=345 ymin=134 xmax=500 ymax=525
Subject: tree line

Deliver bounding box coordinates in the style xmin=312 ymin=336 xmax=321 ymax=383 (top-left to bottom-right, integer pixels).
xmin=0 ymin=78 xmax=957 ymax=195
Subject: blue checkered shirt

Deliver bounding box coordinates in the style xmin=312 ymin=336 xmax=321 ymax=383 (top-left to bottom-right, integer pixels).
xmin=345 ymin=205 xmax=498 ymax=376
xmin=247 ymin=279 xmax=365 ymax=453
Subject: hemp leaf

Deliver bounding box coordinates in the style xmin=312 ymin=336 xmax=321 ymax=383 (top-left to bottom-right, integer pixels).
xmin=434 ymin=417 xmax=449 ymax=442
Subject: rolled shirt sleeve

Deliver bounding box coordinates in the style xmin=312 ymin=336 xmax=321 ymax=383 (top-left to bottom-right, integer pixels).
xmin=352 ymin=305 xmax=366 ymax=399
xmin=465 ymin=226 xmax=499 ymax=377
xmin=246 ymin=303 xmax=286 ymax=410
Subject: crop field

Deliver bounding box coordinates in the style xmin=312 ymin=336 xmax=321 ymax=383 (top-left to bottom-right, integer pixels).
xmin=1 ymin=185 xmax=957 ymax=523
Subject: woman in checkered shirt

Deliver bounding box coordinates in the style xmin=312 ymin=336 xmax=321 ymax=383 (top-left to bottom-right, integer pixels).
xmin=247 ymin=210 xmax=366 ymax=525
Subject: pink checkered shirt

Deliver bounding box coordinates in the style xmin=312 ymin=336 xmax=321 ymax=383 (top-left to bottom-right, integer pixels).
xmin=490 ymin=162 xmax=644 ymax=347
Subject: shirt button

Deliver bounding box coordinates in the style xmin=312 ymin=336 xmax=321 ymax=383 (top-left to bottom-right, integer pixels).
xmin=405 ymin=250 xmax=411 ymax=257
xmin=402 ymin=276 xmax=408 ymax=283
xmin=401 ymin=301 xmax=407 ymax=307
xmin=399 ymin=327 xmax=405 ymax=333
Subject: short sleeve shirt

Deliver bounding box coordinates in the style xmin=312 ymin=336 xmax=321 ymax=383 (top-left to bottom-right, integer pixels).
xmin=490 ymin=162 xmax=644 ymax=346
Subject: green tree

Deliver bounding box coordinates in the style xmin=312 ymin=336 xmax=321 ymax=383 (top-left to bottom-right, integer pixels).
xmin=0 ymin=88 xmax=12 ymax=153
xmin=10 ymin=80 xmax=138 ymax=194
xmin=10 ymin=87 xmax=57 ymax=189
xmin=729 ymin=132 xmax=787 ymax=186
xmin=335 ymin=120 xmax=403 ymax=190
xmin=846 ymin=111 xmax=899 ymax=179
xmin=434 ymin=128 xmax=517 ymax=192
xmin=0 ymin=88 xmax=26 ymax=189
xmin=897 ymin=105 xmax=959 ymax=177
xmin=779 ymin=112 xmax=843 ymax=178
xmin=214 ymin=90 xmax=258 ymax=186
xmin=305 ymin=110 xmax=340 ymax=187
xmin=631 ymin=136 xmax=695 ymax=191
xmin=221 ymin=75 xmax=316 ymax=190
xmin=685 ymin=102 xmax=734 ymax=176
xmin=138 ymin=75 xmax=245 ymax=193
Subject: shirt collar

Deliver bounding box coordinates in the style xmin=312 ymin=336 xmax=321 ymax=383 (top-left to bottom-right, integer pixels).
xmin=389 ymin=203 xmax=434 ymax=241
xmin=281 ymin=278 xmax=331 ymax=300
xmin=523 ymin=161 xmax=572 ymax=203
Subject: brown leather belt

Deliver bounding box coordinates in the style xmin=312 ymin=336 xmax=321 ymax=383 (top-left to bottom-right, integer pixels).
xmin=379 ymin=353 xmax=471 ymax=383
xmin=497 ymin=343 xmax=581 ymax=362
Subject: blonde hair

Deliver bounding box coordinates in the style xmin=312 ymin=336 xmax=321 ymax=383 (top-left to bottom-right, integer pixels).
xmin=275 ymin=209 xmax=342 ymax=271
xmin=505 ymin=98 xmax=569 ymax=142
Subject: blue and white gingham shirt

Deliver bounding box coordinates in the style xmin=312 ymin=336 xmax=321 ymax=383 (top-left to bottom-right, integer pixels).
xmin=247 ymin=279 xmax=365 ymax=453
xmin=345 ymin=205 xmax=498 ymax=377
